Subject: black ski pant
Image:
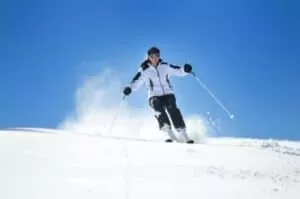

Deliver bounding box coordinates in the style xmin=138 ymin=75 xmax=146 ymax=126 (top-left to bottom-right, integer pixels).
xmin=149 ymin=94 xmax=186 ymax=130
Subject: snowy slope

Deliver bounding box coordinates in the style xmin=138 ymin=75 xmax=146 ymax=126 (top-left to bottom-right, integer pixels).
xmin=0 ymin=129 xmax=299 ymax=199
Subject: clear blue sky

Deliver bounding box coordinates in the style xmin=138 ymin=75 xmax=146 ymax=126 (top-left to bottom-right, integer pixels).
xmin=1 ymin=0 xmax=299 ymax=140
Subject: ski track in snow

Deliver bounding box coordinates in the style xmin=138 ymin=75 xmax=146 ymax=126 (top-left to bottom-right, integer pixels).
xmin=0 ymin=128 xmax=299 ymax=199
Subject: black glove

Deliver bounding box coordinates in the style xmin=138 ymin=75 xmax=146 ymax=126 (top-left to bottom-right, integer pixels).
xmin=123 ymin=86 xmax=132 ymax=96
xmin=184 ymin=64 xmax=192 ymax=73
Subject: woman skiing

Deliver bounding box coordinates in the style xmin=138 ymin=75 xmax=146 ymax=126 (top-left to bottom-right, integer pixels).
xmin=123 ymin=47 xmax=194 ymax=143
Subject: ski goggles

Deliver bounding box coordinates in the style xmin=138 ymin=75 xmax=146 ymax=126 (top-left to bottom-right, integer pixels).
xmin=149 ymin=53 xmax=160 ymax=59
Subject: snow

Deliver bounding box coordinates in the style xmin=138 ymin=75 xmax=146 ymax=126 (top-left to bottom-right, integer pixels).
xmin=1 ymin=70 xmax=299 ymax=198
xmin=0 ymin=128 xmax=299 ymax=199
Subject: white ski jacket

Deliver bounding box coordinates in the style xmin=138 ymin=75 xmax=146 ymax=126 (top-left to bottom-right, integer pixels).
xmin=129 ymin=60 xmax=188 ymax=98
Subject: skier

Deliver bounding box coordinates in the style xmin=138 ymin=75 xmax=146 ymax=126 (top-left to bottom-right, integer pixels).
xmin=123 ymin=47 xmax=194 ymax=143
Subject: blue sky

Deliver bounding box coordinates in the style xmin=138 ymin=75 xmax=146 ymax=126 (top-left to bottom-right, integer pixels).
xmin=1 ymin=0 xmax=299 ymax=140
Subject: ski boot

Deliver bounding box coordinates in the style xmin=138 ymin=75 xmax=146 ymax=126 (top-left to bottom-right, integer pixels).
xmin=176 ymin=128 xmax=195 ymax=144
xmin=161 ymin=124 xmax=178 ymax=142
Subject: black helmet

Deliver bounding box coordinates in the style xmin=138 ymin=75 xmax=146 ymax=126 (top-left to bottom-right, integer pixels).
xmin=147 ymin=46 xmax=160 ymax=56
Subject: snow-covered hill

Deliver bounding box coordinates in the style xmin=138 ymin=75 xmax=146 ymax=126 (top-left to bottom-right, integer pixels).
xmin=0 ymin=128 xmax=299 ymax=199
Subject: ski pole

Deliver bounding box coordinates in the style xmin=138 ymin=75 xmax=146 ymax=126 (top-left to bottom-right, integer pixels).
xmin=107 ymin=95 xmax=127 ymax=134
xmin=191 ymin=72 xmax=235 ymax=120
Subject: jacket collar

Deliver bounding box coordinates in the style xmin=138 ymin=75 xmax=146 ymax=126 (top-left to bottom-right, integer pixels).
xmin=147 ymin=58 xmax=163 ymax=67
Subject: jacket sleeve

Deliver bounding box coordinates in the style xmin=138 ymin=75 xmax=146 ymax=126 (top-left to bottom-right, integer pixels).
xmin=166 ymin=63 xmax=188 ymax=77
xmin=128 ymin=67 xmax=146 ymax=92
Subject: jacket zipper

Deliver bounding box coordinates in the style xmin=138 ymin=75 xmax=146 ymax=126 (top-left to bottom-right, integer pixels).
xmin=155 ymin=67 xmax=165 ymax=94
